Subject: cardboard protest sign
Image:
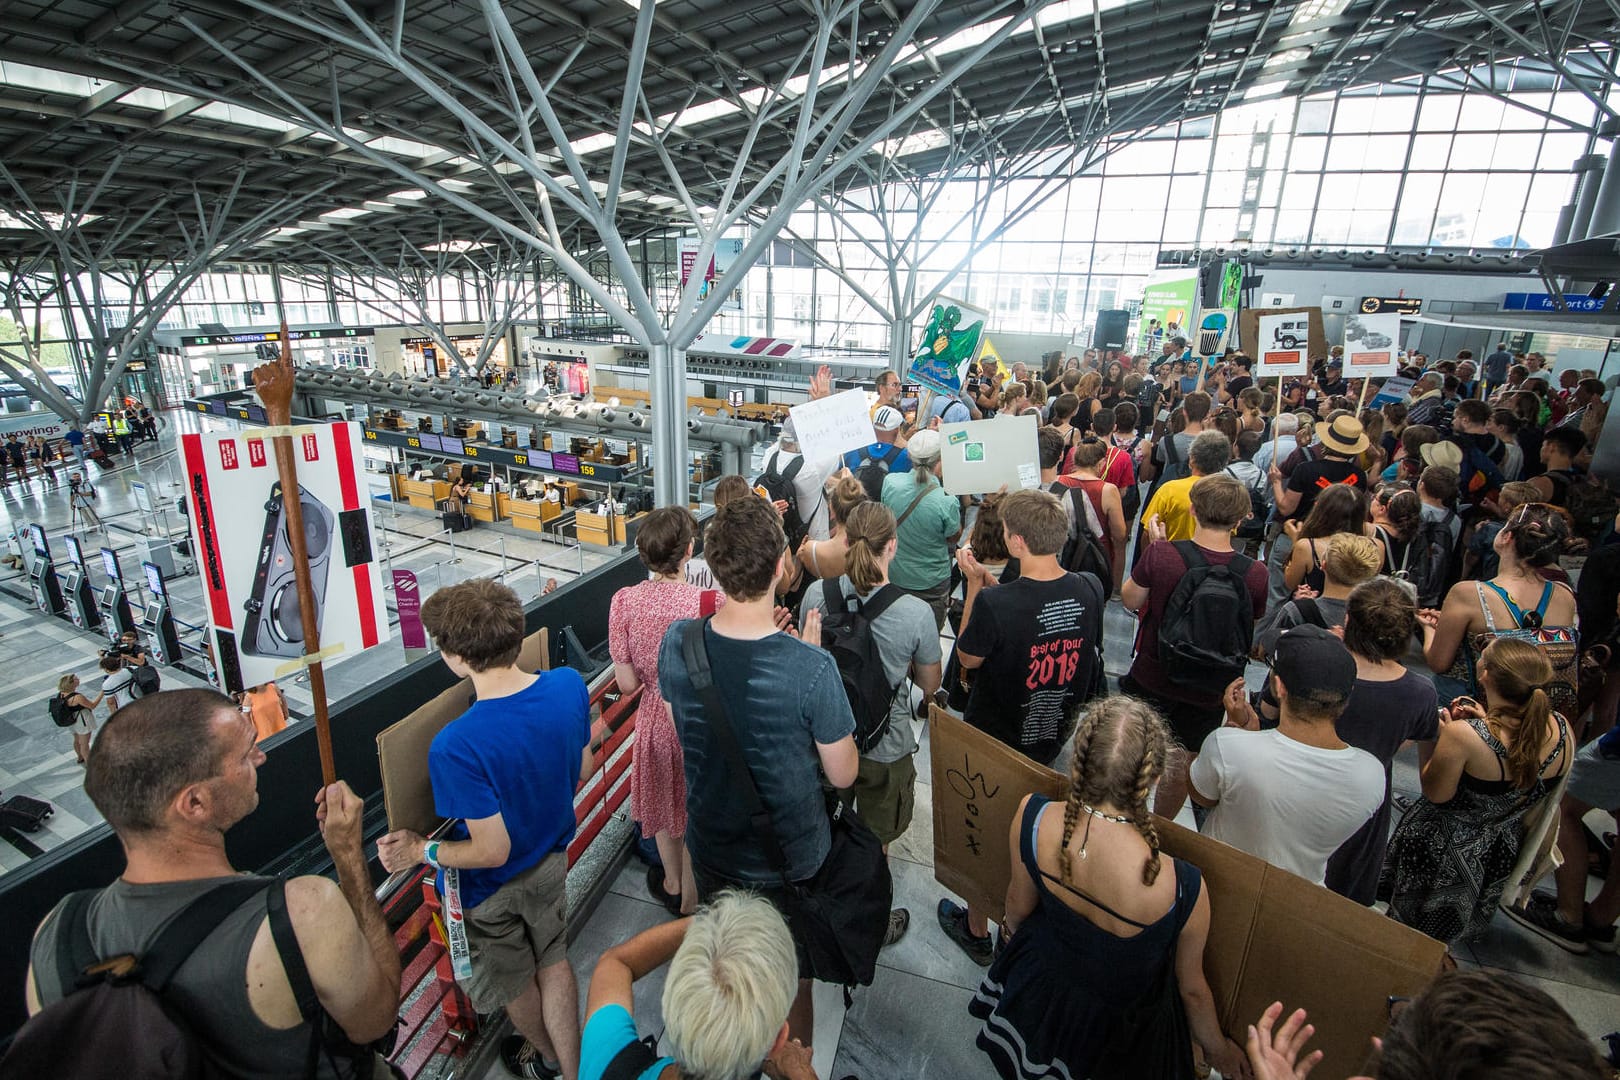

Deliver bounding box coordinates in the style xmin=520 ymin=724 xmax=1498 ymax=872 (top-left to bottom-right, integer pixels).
xmin=1369 ymin=375 xmax=1415 ymax=409
xmin=1343 ymin=313 xmax=1402 ymax=377
xmin=182 ymin=422 xmax=388 ymax=693
xmin=378 ymin=628 xmax=549 ymax=835
xmin=788 ymin=388 xmax=876 ymax=473
xmin=1256 ymin=313 xmax=1310 ymax=378
xmin=939 ymin=415 xmax=1042 ymax=496
xmin=1241 ymin=307 xmax=1327 ymax=374
xmin=907 ymin=297 xmax=990 ymax=398
xmin=930 ymin=706 xmax=1447 ymax=1080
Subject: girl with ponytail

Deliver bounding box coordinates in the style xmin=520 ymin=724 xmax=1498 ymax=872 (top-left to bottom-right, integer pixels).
xmin=970 ymin=697 xmax=1245 ymax=1080
xmin=1380 ymin=636 xmax=1573 ymax=944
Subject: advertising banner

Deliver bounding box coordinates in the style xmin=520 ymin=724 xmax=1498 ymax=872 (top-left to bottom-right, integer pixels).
xmin=182 ymin=421 xmax=389 ymax=693
xmin=1138 ymin=270 xmax=1199 ymax=347
xmin=0 ymin=411 xmax=69 ymax=441
xmin=1256 ymin=312 xmax=1310 ymax=377
xmin=931 ymin=707 xmax=1447 ymax=1080
xmin=392 ymin=569 xmax=428 ymax=656
xmin=1342 ymin=313 xmax=1402 ymax=378
xmin=678 ymin=236 xmax=745 ymax=314
xmin=788 ymin=389 xmax=876 ymax=474
xmin=906 ymin=297 xmax=990 ymax=398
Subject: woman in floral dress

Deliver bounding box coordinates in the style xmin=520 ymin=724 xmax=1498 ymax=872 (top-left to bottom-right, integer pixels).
xmin=608 ymin=506 xmax=720 ymax=916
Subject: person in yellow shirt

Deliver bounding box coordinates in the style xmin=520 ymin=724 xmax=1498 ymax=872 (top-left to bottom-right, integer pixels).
xmin=1142 ymin=431 xmax=1233 ymax=542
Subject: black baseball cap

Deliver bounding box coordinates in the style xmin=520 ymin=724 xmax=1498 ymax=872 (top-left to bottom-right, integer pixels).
xmin=1267 ymin=624 xmax=1357 ymax=711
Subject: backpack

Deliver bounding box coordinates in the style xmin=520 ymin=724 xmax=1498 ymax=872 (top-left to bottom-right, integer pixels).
xmin=1108 ymin=439 xmax=1143 ymax=521
xmin=49 ymin=693 xmax=74 ymax=728
xmin=1403 ymin=510 xmax=1459 ymax=608
xmin=1051 ymin=480 xmax=1112 ymax=588
xmin=1156 ymin=542 xmax=1256 ymax=691
xmin=852 ymin=444 xmax=901 ymax=502
xmin=132 ymin=663 xmax=161 ymax=695
xmin=755 ymin=451 xmax=812 ymax=549
xmin=820 ymin=584 xmax=904 ymax=753
xmin=1292 ymin=597 xmax=1327 ymax=629
xmin=1225 ymin=465 xmax=1269 ymax=541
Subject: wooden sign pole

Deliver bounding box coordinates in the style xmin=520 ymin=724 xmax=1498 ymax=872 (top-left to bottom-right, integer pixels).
xmin=253 ymin=326 xmax=337 ymax=785
xmin=1358 ymin=375 xmax=1372 ymax=412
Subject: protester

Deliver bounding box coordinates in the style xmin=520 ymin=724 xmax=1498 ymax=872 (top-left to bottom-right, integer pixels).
xmin=1367 ymin=481 xmax=1421 ymax=575
xmin=943 ymin=488 xmax=1107 ymax=963
xmin=801 ymin=500 xmax=941 ymax=947
xmin=657 ymin=494 xmax=860 ymax=1044
xmin=1057 ymin=435 xmax=1128 ymax=592
xmin=377 ymin=579 xmax=594 ymax=1080
xmin=609 ymin=507 xmax=719 ymax=918
xmin=1257 ymin=534 xmax=1381 ymax=656
xmin=1379 ymin=638 xmax=1574 ymax=945
xmin=1277 ymin=484 xmax=1374 ymax=601
xmin=1141 ymin=431 xmax=1233 ymax=543
xmin=758 ymin=418 xmax=829 ymax=546
xmin=578 ymin=893 xmax=816 ymax=1080
xmin=1122 ymin=473 xmax=1268 ymax=819
xmin=21 ymin=690 xmax=402 ymax=1077
xmin=843 ymin=406 xmax=910 ymax=497
xmin=1192 ymin=625 xmax=1385 ymax=886
xmin=971 ymin=697 xmax=1247 ymax=1080
xmin=881 ymin=428 xmax=960 ymax=630
xmin=798 ymin=476 xmax=867 ymax=583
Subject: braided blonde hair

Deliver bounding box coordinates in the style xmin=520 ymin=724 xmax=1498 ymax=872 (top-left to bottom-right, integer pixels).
xmin=1058 ymin=696 xmax=1172 ymax=889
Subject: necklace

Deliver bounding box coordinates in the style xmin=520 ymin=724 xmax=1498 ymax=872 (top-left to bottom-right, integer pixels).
xmin=1073 ymin=803 xmax=1134 ymax=862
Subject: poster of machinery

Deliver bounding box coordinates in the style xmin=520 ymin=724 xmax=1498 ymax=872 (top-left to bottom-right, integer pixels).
xmin=181 ymin=422 xmax=389 ymax=693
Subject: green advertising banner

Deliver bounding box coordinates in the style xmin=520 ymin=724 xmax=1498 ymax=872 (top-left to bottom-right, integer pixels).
xmin=1138 ymin=271 xmax=1200 ymax=351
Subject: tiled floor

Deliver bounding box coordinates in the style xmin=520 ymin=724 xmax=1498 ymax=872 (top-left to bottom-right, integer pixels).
xmin=0 ymin=409 xmax=610 ymax=869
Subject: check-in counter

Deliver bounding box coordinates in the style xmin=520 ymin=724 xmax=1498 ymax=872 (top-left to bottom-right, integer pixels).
xmin=388 ymin=470 xmax=408 ymax=502
xmin=467 ymin=490 xmax=508 ymax=524
xmin=507 ymin=497 xmax=544 ymax=533
xmin=402 ymin=478 xmax=451 ymax=510
xmin=576 ymin=509 xmax=637 ymax=547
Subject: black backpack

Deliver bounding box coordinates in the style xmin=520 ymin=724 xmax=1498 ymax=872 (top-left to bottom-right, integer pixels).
xmin=1157 ymin=542 xmax=1256 ymax=690
xmin=49 ymin=693 xmax=74 ymax=728
xmin=821 ymin=584 xmax=904 ymax=753
xmin=755 ymin=451 xmax=812 ymax=549
xmin=1108 ymin=439 xmax=1143 ymax=522
xmin=1225 ymin=466 xmax=1269 ymax=541
xmin=1050 ymin=481 xmax=1112 ymax=588
xmin=1403 ymin=511 xmax=1458 ymax=608
xmin=3 ymin=878 xmax=387 ymax=1080
xmin=132 ymin=663 xmax=161 ymax=695
xmin=852 ymin=444 xmax=901 ymax=501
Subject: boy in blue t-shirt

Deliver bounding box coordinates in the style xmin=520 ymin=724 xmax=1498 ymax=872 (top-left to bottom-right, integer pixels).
xmin=378 ymin=579 xmax=594 ymax=1080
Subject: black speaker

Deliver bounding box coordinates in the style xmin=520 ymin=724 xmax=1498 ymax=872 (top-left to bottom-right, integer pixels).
xmin=1200 ymin=261 xmax=1225 ymax=308
xmin=1094 ymin=309 xmax=1129 ymax=351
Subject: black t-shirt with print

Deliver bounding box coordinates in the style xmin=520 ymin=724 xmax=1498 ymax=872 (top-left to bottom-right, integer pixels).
xmin=1285 ymin=456 xmax=1367 ymax=521
xmin=957 ymin=572 xmax=1105 ymax=765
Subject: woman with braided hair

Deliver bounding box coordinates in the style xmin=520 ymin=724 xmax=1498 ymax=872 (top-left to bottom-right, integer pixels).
xmin=969 ymin=697 xmax=1245 ymax=1080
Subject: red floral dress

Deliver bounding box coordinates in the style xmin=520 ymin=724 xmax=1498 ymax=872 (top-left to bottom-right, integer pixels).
xmin=608 ymin=579 xmax=718 ymax=838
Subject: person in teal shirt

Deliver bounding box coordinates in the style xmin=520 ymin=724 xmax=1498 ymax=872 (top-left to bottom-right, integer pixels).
xmin=578 ymin=892 xmax=816 ymax=1080
xmin=880 ymin=428 xmax=961 ymax=630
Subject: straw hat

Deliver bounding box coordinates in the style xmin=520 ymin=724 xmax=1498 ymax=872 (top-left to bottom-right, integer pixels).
xmin=1314 ymin=415 xmax=1370 ymax=456
xmin=1419 ymin=441 xmax=1465 ymax=470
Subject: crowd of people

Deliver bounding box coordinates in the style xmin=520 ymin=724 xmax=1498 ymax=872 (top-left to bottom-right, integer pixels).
xmin=11 ymin=335 xmax=1619 ymax=1080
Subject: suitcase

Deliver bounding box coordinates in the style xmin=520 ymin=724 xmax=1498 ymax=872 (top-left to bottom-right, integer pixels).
xmin=90 ymin=451 xmax=116 ymax=472
xmin=0 ymin=794 xmax=53 ymax=833
xmin=443 ymin=510 xmax=473 ymax=534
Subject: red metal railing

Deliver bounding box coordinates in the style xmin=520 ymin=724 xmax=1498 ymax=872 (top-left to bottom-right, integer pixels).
xmin=385 ymin=675 xmax=643 ymax=1077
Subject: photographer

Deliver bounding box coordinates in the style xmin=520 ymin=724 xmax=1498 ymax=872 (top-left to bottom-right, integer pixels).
xmin=67 ymin=472 xmax=100 ymax=528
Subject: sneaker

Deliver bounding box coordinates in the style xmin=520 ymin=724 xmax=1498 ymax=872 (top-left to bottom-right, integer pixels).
xmin=501 ymin=1036 xmax=560 ymax=1080
xmin=937 ymin=899 xmax=994 ymax=966
xmin=1503 ymin=895 xmax=1588 ymax=955
xmin=1585 ymin=916 xmax=1618 ymax=955
xmin=883 ymin=908 xmax=911 ymax=947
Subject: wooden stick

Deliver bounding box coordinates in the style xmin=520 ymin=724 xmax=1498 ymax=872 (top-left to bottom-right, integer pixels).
xmin=1358 ymin=375 xmax=1372 ymax=411
xmin=254 ymin=325 xmax=337 ymax=786
xmin=1194 ymin=354 xmax=1209 ymax=395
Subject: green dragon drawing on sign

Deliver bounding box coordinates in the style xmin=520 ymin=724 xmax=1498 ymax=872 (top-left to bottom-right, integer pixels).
xmin=909 ymin=302 xmax=985 ymax=395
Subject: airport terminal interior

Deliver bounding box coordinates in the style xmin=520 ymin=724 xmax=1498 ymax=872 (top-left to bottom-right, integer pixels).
xmin=3 ymin=0 xmax=1620 ymax=1077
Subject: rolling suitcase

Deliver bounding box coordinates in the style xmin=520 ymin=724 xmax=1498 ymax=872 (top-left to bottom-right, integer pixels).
xmin=442 ymin=509 xmax=473 ymax=533
xmin=0 ymin=794 xmax=54 ymax=833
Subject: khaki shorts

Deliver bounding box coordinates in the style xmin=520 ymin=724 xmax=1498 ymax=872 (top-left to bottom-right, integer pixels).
xmin=460 ymin=851 xmax=569 ymax=1013
xmin=850 ymin=754 xmax=917 ymax=847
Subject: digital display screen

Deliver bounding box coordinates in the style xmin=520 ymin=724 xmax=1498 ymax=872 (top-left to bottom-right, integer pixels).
xmin=101 ymin=548 xmax=120 ymax=580
xmin=440 ymin=436 xmax=464 ymax=456
xmin=63 ymin=535 xmax=83 ymax=567
xmin=727 ymin=389 xmax=746 ymax=407
xmin=246 ymin=405 xmax=267 ymax=423
xmin=902 ymin=383 xmax=922 ymax=396
xmin=552 ymin=452 xmax=580 ymax=474
xmin=28 ymin=525 xmax=49 ymax=559
xmin=530 ymin=450 xmax=554 ymax=470
xmin=143 ymin=562 xmax=165 ymax=597
xmin=418 ymin=432 xmax=443 ymax=451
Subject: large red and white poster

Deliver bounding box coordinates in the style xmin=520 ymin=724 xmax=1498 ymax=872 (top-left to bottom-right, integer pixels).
xmin=182 ymin=421 xmax=388 ymax=693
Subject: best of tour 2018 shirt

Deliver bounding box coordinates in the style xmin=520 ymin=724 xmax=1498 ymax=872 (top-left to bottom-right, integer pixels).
xmin=958 ymin=572 xmax=1105 ymax=765
xmin=428 ymin=668 xmax=592 ymax=910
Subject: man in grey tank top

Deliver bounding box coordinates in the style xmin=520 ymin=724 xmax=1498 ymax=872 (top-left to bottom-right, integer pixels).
xmin=25 ymin=689 xmax=402 ymax=1078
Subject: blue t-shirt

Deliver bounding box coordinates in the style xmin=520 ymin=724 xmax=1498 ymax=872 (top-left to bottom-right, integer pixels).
xmin=428 ymin=667 xmax=591 ymax=910
xmin=842 ymin=441 xmax=911 ymax=476
xmin=659 ymin=620 xmax=855 ymax=882
xmin=65 ymin=429 xmax=84 ymax=446
xmin=579 ymin=1004 xmax=674 ymax=1080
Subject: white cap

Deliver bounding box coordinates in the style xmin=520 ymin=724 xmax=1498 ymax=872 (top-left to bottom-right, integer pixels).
xmin=872 ymin=406 xmax=904 ymax=431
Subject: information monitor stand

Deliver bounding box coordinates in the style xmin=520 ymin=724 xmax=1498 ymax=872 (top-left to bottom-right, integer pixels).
xmin=60 ymin=536 xmax=102 ymax=633
xmin=139 ymin=561 xmax=182 ymax=665
xmin=97 ymin=547 xmax=138 ymax=645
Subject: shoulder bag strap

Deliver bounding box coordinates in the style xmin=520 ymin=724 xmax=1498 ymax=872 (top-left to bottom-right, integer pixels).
xmin=782 ymin=455 xmax=804 ymax=485
xmin=679 ymin=620 xmax=791 ymax=882
xmin=54 ymin=891 xmax=100 ymax=992
xmin=265 ymin=878 xmax=328 ymax=1080
xmin=858 ymin=583 xmax=904 ymax=623
xmin=141 ymin=879 xmax=275 ymax=992
xmin=895 ymin=485 xmax=931 ymax=529
xmin=1171 ymin=540 xmax=1205 ymax=571
xmin=600 ymin=1035 xmax=663 ymax=1080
